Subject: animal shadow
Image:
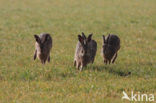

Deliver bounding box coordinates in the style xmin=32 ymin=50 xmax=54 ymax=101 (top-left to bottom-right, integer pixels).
xmin=92 ymin=65 xmax=131 ymax=77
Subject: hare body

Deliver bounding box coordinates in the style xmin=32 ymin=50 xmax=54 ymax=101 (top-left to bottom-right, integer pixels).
xmin=102 ymin=34 xmax=120 ymax=64
xmin=74 ymin=32 xmax=97 ymax=71
xmin=34 ymin=33 xmax=52 ymax=64
xmin=88 ymin=40 xmax=97 ymax=63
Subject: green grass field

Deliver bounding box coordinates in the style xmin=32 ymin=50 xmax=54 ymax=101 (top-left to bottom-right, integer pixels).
xmin=0 ymin=0 xmax=156 ymax=102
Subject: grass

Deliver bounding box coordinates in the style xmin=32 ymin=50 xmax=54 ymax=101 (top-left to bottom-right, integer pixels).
xmin=0 ymin=0 xmax=156 ymax=102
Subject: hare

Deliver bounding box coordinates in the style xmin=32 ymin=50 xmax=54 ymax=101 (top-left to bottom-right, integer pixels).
xmin=74 ymin=32 xmax=97 ymax=71
xmin=33 ymin=33 xmax=52 ymax=64
xmin=102 ymin=34 xmax=120 ymax=64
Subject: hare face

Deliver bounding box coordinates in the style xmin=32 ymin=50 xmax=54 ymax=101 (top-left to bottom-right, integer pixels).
xmin=103 ymin=44 xmax=107 ymax=54
xmin=81 ymin=42 xmax=88 ymax=57
xmin=37 ymin=42 xmax=44 ymax=54
xmin=34 ymin=35 xmax=44 ymax=53
xmin=78 ymin=35 xmax=88 ymax=57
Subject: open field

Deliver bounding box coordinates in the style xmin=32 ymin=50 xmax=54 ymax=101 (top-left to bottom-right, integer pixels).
xmin=0 ymin=0 xmax=156 ymax=102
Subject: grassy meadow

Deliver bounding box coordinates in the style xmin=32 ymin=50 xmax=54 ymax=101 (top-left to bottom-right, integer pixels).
xmin=0 ymin=0 xmax=156 ymax=102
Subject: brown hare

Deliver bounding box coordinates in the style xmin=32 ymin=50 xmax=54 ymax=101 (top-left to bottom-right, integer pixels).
xmin=33 ymin=33 xmax=52 ymax=64
xmin=102 ymin=34 xmax=120 ymax=64
xmin=74 ymin=32 xmax=97 ymax=71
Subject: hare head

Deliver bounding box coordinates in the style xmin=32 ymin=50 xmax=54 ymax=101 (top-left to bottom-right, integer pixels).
xmin=34 ymin=34 xmax=51 ymax=53
xmin=78 ymin=32 xmax=92 ymax=57
xmin=102 ymin=34 xmax=110 ymax=54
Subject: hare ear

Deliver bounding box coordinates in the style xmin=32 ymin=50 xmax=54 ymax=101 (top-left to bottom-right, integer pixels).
xmin=107 ymin=34 xmax=110 ymax=43
xmin=78 ymin=35 xmax=84 ymax=44
xmin=87 ymin=34 xmax=93 ymax=42
xmin=103 ymin=35 xmax=105 ymax=43
xmin=34 ymin=35 xmax=41 ymax=43
xmin=45 ymin=34 xmax=49 ymax=42
xmin=81 ymin=32 xmax=86 ymax=39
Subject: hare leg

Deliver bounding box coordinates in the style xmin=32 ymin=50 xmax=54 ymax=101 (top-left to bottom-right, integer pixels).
xmin=109 ymin=60 xmax=111 ymax=64
xmin=48 ymin=56 xmax=50 ymax=62
xmin=112 ymin=53 xmax=117 ymax=63
xmin=104 ymin=59 xmax=106 ymax=64
xmin=80 ymin=62 xmax=84 ymax=71
xmin=79 ymin=63 xmax=83 ymax=71
xmin=77 ymin=62 xmax=81 ymax=70
xmin=92 ymin=58 xmax=95 ymax=64
xmin=105 ymin=60 xmax=108 ymax=64
xmin=34 ymin=50 xmax=37 ymax=60
xmin=74 ymin=60 xmax=76 ymax=67
xmin=41 ymin=60 xmax=45 ymax=64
